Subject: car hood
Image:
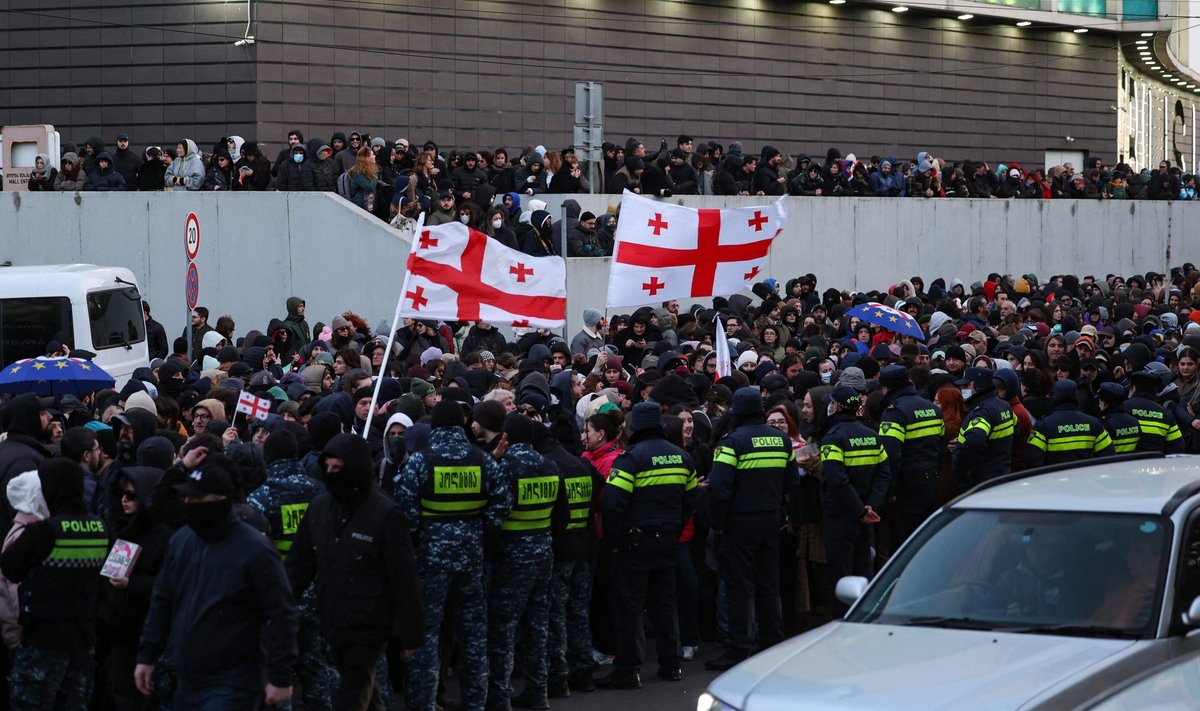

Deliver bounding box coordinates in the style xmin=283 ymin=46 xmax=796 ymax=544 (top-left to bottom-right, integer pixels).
xmin=709 ymin=622 xmax=1136 ymax=711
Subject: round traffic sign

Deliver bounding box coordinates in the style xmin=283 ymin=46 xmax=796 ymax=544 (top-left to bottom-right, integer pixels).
xmin=185 ymin=212 xmax=201 ymax=260
xmin=185 ymin=262 xmax=200 ymax=310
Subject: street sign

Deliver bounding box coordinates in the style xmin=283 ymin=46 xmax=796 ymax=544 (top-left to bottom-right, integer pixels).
xmin=185 ymin=212 xmax=201 ymax=260
xmin=574 ymin=81 xmax=604 ymax=126
xmin=185 ymin=262 xmax=199 ymax=310
xmin=573 ymin=125 xmax=604 ymax=162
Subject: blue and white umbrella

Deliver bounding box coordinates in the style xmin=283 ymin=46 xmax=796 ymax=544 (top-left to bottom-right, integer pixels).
xmin=0 ymin=357 xmax=116 ymax=395
xmin=847 ymin=302 xmax=925 ymax=341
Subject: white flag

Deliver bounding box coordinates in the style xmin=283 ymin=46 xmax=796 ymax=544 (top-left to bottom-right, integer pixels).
xmin=713 ymin=315 xmax=732 ymax=380
xmin=606 ymin=191 xmax=787 ymax=308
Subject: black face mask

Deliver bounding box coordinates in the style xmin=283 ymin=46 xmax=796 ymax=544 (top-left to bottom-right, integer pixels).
xmin=324 ymin=470 xmax=364 ymax=503
xmin=385 ymin=436 xmax=406 ymax=462
xmin=159 ymin=378 xmax=183 ymax=399
xmin=184 ymin=498 xmax=232 ymax=536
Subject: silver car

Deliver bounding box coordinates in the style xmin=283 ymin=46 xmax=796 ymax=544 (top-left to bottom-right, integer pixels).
xmin=701 ymin=454 xmax=1200 ymax=711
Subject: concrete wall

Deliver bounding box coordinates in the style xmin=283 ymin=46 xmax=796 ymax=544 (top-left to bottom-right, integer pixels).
xmin=1 ymin=191 xmax=1193 ymax=344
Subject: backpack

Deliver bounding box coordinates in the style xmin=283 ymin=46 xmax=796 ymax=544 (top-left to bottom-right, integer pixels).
xmin=336 ymin=171 xmax=352 ymax=199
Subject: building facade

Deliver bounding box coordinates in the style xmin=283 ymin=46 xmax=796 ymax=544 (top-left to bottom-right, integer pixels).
xmin=0 ymin=0 xmax=1190 ymax=168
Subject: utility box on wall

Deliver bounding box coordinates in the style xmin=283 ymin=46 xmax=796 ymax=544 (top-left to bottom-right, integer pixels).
xmin=1 ymin=125 xmax=60 ymax=192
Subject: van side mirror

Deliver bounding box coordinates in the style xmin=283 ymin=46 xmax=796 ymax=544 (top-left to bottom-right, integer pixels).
xmin=835 ymin=576 xmax=869 ymax=608
xmin=1182 ymin=596 xmax=1200 ymax=626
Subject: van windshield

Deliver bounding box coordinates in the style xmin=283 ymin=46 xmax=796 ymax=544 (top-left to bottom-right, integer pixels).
xmin=0 ymin=297 xmax=74 ymax=364
xmin=87 ymin=288 xmax=145 ymax=350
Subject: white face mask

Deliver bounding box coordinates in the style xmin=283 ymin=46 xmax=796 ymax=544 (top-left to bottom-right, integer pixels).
xmin=820 ymin=372 xmax=832 ymax=384
xmin=961 ymin=388 xmax=973 ymax=400
xmin=491 ymin=218 xmax=504 ymax=229
xmin=459 ymin=215 xmax=470 ymax=224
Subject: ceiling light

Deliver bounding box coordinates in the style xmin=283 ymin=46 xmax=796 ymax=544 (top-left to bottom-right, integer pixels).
xmin=957 ymin=13 xmax=974 ymax=19
xmin=892 ymin=6 xmax=909 ymax=12
xmin=1164 ymin=74 xmax=1173 ymax=78
xmin=1151 ymin=64 xmax=1160 ymax=69
xmin=1139 ymin=50 xmax=1151 ymax=55
xmin=1189 ymin=84 xmax=1196 ymax=89
xmin=1141 ymin=32 xmax=1155 ymax=36
xmin=1136 ymin=39 xmax=1148 ymax=44
xmin=829 ymin=0 xmax=846 ymax=5
xmin=1074 ymin=28 xmax=1088 ymax=33
xmin=1016 ymin=20 xmax=1032 ymax=26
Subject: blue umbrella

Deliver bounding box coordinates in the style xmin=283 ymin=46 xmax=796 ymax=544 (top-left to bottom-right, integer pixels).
xmin=0 ymin=357 xmax=116 ymax=396
xmin=847 ymin=302 xmax=926 ymax=341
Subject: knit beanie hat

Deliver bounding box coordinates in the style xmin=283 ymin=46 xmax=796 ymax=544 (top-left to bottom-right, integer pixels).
xmin=630 ymin=402 xmax=662 ymax=433
xmin=472 ymin=400 xmax=507 ymax=433
xmin=430 ymin=400 xmax=464 ymax=429
xmin=263 ymin=430 xmax=299 ymax=464
xmin=731 ymin=386 xmax=764 ymax=416
xmin=583 ymin=309 xmax=603 ymax=328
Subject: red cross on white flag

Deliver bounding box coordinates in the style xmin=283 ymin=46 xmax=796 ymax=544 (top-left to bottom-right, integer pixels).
xmin=605 ymin=191 xmax=788 ymax=308
xmin=399 ymin=222 xmax=567 ymax=328
xmin=236 ymin=390 xmax=272 ymax=421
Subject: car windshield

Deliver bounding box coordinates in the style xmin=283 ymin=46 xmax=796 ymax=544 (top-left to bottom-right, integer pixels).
xmin=87 ymin=287 xmax=145 ymax=350
xmin=848 ymin=509 xmax=1170 ymax=639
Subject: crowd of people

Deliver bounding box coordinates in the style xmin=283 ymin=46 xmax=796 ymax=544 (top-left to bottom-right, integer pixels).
xmin=1 ymin=261 xmax=1198 ymax=709
xmin=25 ymin=130 xmax=1196 ymax=248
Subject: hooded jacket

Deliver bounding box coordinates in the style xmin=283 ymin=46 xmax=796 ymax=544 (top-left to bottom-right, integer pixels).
xmin=0 ymin=395 xmax=51 ymax=523
xmin=82 ymin=136 xmax=106 ymax=175
xmin=286 ymin=433 xmax=424 ymax=647
xmin=277 ymin=144 xmax=316 ymax=192
xmin=203 ymin=149 xmax=235 ymax=191
xmin=54 ymin=152 xmax=87 ymax=191
xmin=0 ymin=459 xmax=107 ymax=653
xmin=112 ymin=142 xmax=141 ymax=188
xmin=0 ymin=471 xmax=47 ymax=648
xmin=164 ymin=139 xmax=205 ymax=191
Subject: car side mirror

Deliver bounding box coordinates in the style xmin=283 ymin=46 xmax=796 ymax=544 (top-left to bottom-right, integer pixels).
xmin=835 ymin=576 xmax=869 ymax=608
xmin=1182 ymin=596 xmax=1200 ymax=627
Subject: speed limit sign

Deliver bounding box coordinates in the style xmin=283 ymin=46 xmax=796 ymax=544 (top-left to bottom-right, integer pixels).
xmin=184 ymin=212 xmax=201 ymax=260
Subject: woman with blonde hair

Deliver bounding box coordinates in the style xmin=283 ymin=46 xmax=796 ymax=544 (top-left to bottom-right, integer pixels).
xmin=348 ymin=146 xmax=378 ymax=211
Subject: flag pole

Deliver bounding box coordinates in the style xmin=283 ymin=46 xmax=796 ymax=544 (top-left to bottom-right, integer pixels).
xmin=363 ymin=213 xmax=426 ymax=441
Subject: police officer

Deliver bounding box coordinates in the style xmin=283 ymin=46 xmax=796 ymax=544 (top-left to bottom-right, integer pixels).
xmin=486 ymin=413 xmax=564 ymax=710
xmin=246 ymin=429 xmax=336 ymax=710
xmin=596 ymin=402 xmax=697 ymax=690
xmin=704 ymin=387 xmax=800 ymax=671
xmin=532 ymin=420 xmax=605 ymax=695
xmin=0 ymin=459 xmax=108 ymax=710
xmin=1098 ymin=382 xmax=1141 ymax=453
xmin=1025 ymin=380 xmax=1113 ymax=468
xmin=1126 ymin=369 xmax=1185 ymax=453
xmin=395 ymin=400 xmax=511 ymax=711
xmin=820 ymin=386 xmax=891 ymax=617
xmin=953 ymin=367 xmax=1015 ymax=491
xmin=286 ymin=433 xmax=425 ymax=710
xmin=877 ymin=365 xmax=944 ymax=550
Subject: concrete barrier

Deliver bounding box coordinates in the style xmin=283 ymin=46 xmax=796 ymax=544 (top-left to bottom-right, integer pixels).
xmin=1 ymin=191 xmax=1192 ymax=343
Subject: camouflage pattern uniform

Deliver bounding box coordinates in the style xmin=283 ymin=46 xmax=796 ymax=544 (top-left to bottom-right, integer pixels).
xmin=9 ymin=647 xmax=94 ymax=710
xmin=395 ymin=425 xmax=511 ymax=711
xmin=486 ymin=442 xmax=563 ymax=709
xmin=247 ymin=457 xmax=337 ymax=711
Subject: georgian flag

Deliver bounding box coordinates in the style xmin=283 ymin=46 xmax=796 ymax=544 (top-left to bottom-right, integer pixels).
xmin=400 ymin=222 xmax=567 ymax=328
xmin=606 ymin=190 xmax=788 ymax=308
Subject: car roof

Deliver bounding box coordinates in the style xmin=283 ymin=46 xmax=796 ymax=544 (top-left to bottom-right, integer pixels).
xmin=954 ymin=455 xmax=1200 ymax=515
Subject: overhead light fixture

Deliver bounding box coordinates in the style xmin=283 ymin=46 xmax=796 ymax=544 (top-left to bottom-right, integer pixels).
xmin=892 ymin=6 xmax=908 ymax=11
xmin=1141 ymin=32 xmax=1154 ymax=36
xmin=1016 ymin=20 xmax=1032 ymax=26
xmin=957 ymin=13 xmax=974 ymax=19
xmin=829 ymin=0 xmax=846 ymax=5
xmin=1136 ymin=39 xmax=1148 ymax=44
xmin=1189 ymin=84 xmax=1196 ymax=89
xmin=1164 ymin=74 xmax=1173 ymax=78
xmin=1074 ymin=28 xmax=1088 ymax=33
xmin=1151 ymin=64 xmax=1160 ymax=69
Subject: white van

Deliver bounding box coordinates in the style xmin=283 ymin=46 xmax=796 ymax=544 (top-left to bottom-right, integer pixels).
xmin=0 ymin=265 xmax=149 ymax=387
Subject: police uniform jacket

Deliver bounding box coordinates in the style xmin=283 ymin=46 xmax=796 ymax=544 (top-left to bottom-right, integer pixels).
xmin=878 ymin=386 xmax=944 ymax=480
xmin=953 ymin=391 xmax=1015 ymax=488
xmin=601 ymin=430 xmax=698 ymax=541
xmin=819 ymin=413 xmax=892 ymax=519
xmin=707 ymin=420 xmax=800 ymax=531
xmin=535 ymin=434 xmax=604 ymax=561
xmin=1125 ymin=396 xmax=1185 ymax=454
xmin=1102 ymin=410 xmax=1143 ymax=453
xmin=1025 ymin=405 xmax=1113 ymax=468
